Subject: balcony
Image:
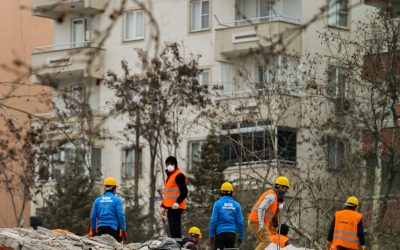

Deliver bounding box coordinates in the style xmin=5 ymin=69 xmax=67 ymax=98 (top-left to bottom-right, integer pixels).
xmin=215 ymin=16 xmax=302 ymax=58
xmin=31 ymin=42 xmax=105 ymax=84
xmin=32 ymin=0 xmax=106 ymax=20
xmin=365 ymin=0 xmax=400 ymax=15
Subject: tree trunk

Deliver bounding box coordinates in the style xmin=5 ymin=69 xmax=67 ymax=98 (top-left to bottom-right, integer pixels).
xmin=370 ymin=139 xmax=383 ymax=250
xmin=148 ymin=147 xmax=157 ymax=235
xmin=134 ymin=110 xmax=140 ymax=207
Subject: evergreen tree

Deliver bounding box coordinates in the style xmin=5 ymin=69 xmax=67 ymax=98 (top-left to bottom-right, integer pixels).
xmin=119 ymin=184 xmax=149 ymax=243
xmin=185 ymin=129 xmax=226 ymax=233
xmin=40 ymin=149 xmax=99 ymax=235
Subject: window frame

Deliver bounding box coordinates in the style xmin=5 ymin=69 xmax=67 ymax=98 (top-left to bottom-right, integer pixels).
xmin=122 ymin=148 xmax=143 ymax=179
xmin=327 ymin=66 xmax=349 ymax=99
xmin=190 ymin=0 xmax=211 ymax=32
xmin=123 ymin=9 xmax=145 ymax=41
xmin=327 ymin=136 xmax=347 ymax=170
xmin=198 ymin=69 xmax=210 ymax=86
xmin=328 ymin=0 xmax=349 ymax=28
xmin=187 ymin=140 xmax=206 ymax=170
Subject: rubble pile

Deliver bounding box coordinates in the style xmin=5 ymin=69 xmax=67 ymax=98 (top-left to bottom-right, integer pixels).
xmin=0 ymin=227 xmax=141 ymax=250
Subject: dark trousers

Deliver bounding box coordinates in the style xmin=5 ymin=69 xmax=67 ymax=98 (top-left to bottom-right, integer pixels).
xmin=167 ymin=208 xmax=183 ymax=238
xmin=97 ymin=226 xmax=121 ymax=242
xmin=337 ymin=247 xmax=354 ymax=250
xmin=214 ymin=232 xmax=236 ymax=250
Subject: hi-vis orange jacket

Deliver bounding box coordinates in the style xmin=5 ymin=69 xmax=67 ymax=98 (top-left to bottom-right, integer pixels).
xmin=162 ymin=169 xmax=186 ymax=209
xmin=271 ymin=234 xmax=289 ymax=248
xmin=332 ymin=210 xmax=363 ymax=249
xmin=249 ymin=189 xmax=278 ymax=228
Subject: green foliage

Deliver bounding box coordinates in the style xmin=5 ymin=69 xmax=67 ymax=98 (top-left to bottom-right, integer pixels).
xmin=119 ymin=184 xmax=149 ymax=243
xmin=185 ymin=129 xmax=227 ymax=235
xmin=40 ymin=153 xmax=99 ymax=235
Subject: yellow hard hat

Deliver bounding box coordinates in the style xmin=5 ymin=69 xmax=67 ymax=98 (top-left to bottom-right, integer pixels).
xmin=104 ymin=177 xmax=118 ymax=187
xmin=188 ymin=227 xmax=202 ymax=238
xmin=221 ymin=182 xmax=234 ymax=192
xmin=345 ymin=196 xmax=359 ymax=207
xmin=275 ymin=176 xmax=290 ymax=188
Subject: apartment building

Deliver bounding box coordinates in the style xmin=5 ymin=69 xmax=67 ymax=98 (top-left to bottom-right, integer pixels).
xmin=30 ymin=0 xmax=377 ymax=240
xmin=0 ymin=0 xmax=53 ymax=227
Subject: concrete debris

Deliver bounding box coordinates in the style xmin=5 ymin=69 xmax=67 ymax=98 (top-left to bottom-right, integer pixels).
xmin=0 ymin=227 xmax=140 ymax=250
xmin=265 ymin=243 xmax=314 ymax=250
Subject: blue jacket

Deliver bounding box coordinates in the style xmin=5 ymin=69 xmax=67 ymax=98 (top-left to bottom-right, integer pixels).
xmin=90 ymin=192 xmax=126 ymax=232
xmin=209 ymin=195 xmax=244 ymax=240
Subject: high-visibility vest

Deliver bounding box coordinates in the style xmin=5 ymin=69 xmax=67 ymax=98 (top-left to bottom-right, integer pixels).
xmin=249 ymin=189 xmax=278 ymax=228
xmin=162 ymin=169 xmax=186 ymax=209
xmin=332 ymin=209 xmax=363 ymax=249
xmin=271 ymin=234 xmax=289 ymax=248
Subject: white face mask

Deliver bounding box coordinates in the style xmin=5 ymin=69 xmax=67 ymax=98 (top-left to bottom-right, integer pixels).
xmin=167 ymin=165 xmax=175 ymax=172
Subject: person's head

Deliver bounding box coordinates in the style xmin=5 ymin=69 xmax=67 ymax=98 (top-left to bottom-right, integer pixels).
xmin=274 ymin=176 xmax=290 ymax=199
xmin=165 ymin=156 xmax=178 ymax=173
xmin=278 ymin=224 xmax=289 ymax=236
xmin=103 ymin=177 xmax=118 ymax=193
xmin=344 ymin=196 xmax=359 ymax=210
xmin=188 ymin=227 xmax=202 ymax=244
xmin=220 ymin=182 xmax=233 ymax=196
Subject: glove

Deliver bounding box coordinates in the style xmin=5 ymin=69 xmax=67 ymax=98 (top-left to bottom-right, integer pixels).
xmin=325 ymin=241 xmax=332 ymax=250
xmin=279 ymin=202 xmax=284 ymax=210
xmin=122 ymin=231 xmax=128 ymax=241
xmin=172 ymin=202 xmax=179 ymax=209
xmin=236 ymin=239 xmax=243 ymax=247
xmin=208 ymin=237 xmax=214 ymax=246
xmin=257 ymin=223 xmax=265 ymax=234
xmin=161 ymin=208 xmax=167 ymax=217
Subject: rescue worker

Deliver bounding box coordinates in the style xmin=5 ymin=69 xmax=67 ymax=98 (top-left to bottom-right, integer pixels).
xmin=271 ymin=224 xmax=291 ymax=248
xmin=180 ymin=227 xmax=202 ymax=250
xmin=326 ymin=196 xmax=366 ymax=250
xmin=161 ymin=156 xmax=188 ymax=238
xmin=90 ymin=177 xmax=128 ymax=242
xmin=209 ymin=182 xmax=244 ymax=250
xmin=248 ymin=176 xmax=290 ymax=250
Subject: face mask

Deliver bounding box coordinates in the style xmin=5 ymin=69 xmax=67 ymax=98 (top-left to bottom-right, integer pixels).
xmin=167 ymin=165 xmax=175 ymax=172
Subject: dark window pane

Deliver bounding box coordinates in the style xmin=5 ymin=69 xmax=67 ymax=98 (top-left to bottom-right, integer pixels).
xmin=278 ymin=129 xmax=297 ymax=162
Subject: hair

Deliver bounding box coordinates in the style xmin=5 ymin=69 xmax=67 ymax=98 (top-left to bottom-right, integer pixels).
xmin=279 ymin=224 xmax=289 ymax=236
xmin=165 ymin=156 xmax=178 ymax=167
xmin=104 ymin=186 xmax=116 ymax=193
xmin=345 ymin=204 xmax=357 ymax=210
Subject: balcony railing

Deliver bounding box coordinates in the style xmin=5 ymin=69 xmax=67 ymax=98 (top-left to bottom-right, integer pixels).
xmin=219 ymin=15 xmax=300 ymax=28
xmin=33 ymin=41 xmax=100 ymax=53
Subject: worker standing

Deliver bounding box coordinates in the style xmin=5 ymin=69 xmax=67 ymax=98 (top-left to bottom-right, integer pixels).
xmin=248 ymin=176 xmax=290 ymax=250
xmin=90 ymin=177 xmax=128 ymax=242
xmin=161 ymin=156 xmax=188 ymax=238
xmin=209 ymin=182 xmax=244 ymax=250
xmin=326 ymin=196 xmax=366 ymax=250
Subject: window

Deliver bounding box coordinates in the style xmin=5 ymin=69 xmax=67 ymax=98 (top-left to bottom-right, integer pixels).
xmin=256 ymin=56 xmax=299 ymax=92
xmin=220 ymin=121 xmax=296 ymax=165
xmin=328 ymin=0 xmax=349 ymax=28
xmin=191 ymin=0 xmax=210 ymax=31
xmin=327 ymin=66 xmax=348 ymax=99
xmin=188 ymin=140 xmax=206 ymax=169
xmin=70 ymin=84 xmax=85 ymax=103
xmin=327 ymin=136 xmax=346 ymax=169
xmin=90 ymin=147 xmax=102 ymax=179
xmin=71 ymin=18 xmax=87 ymax=47
xmin=124 ymin=10 xmax=144 ymax=41
xmin=219 ymin=62 xmax=234 ymax=95
xmin=235 ymin=0 xmax=272 ymax=23
xmin=49 ymin=140 xmax=85 ymax=180
xmin=123 ymin=148 xmax=142 ymax=178
xmin=198 ymin=69 xmax=210 ymax=85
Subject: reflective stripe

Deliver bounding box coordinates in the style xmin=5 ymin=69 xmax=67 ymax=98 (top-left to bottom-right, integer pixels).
xmin=166 ymin=188 xmax=180 ymax=192
xmin=265 ymin=209 xmax=274 ymax=217
xmin=333 ymin=236 xmax=359 ymax=243
xmin=334 ymin=230 xmax=358 ymax=236
xmin=164 ymin=194 xmax=179 ymax=198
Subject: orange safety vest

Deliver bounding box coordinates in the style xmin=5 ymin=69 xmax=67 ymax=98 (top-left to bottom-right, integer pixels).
xmin=162 ymin=169 xmax=186 ymax=209
xmin=271 ymin=234 xmax=289 ymax=248
xmin=332 ymin=210 xmax=362 ymax=250
xmin=249 ymin=189 xmax=278 ymax=228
